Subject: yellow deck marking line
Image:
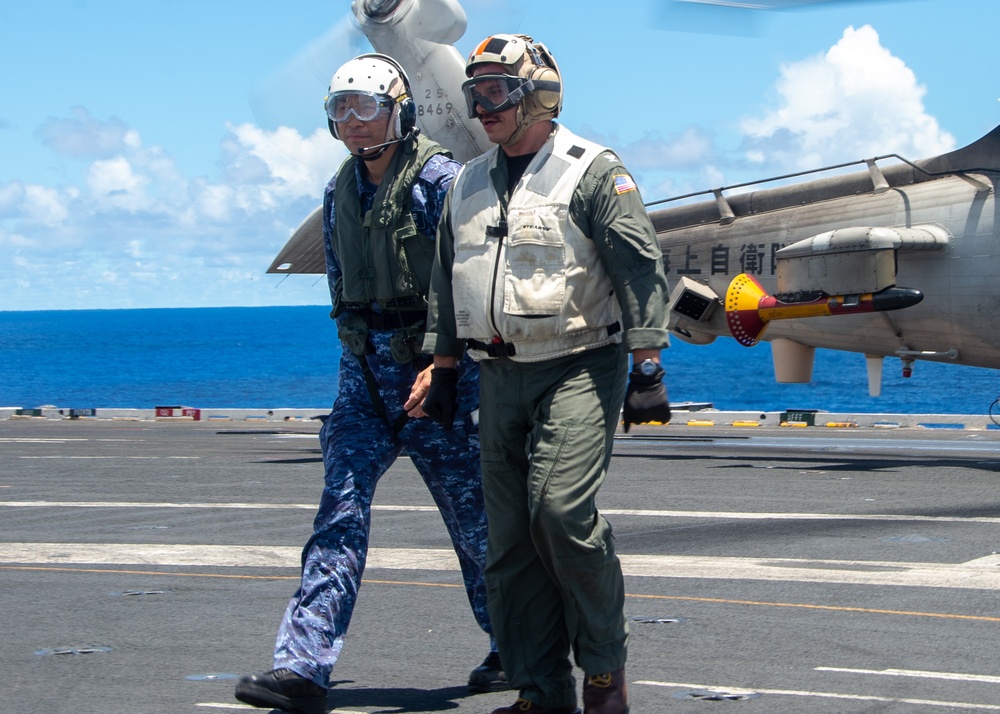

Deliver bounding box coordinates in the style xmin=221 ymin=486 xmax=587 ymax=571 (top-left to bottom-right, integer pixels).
xmin=623 ymin=591 xmax=1000 ymax=622
xmin=0 ymin=565 xmax=460 ymax=589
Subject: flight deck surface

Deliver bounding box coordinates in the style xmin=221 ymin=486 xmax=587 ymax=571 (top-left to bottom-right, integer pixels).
xmin=3 ymin=417 xmax=1000 ymax=713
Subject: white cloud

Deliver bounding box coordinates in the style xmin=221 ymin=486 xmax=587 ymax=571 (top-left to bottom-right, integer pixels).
xmin=223 ymin=122 xmax=342 ymax=204
xmin=578 ymin=124 xmax=723 ymax=202
xmin=2 ymin=110 xmax=346 ymax=310
xmin=572 ymin=25 xmax=958 ymax=212
xmin=0 ymin=181 xmax=73 ymax=229
xmin=0 ymin=226 xmax=32 ymax=249
xmin=87 ymin=156 xmax=152 ymax=211
xmin=740 ymin=25 xmax=955 ymax=170
xmin=189 ymin=181 xmax=237 ymax=223
xmin=0 ymin=182 xmax=25 ymax=216
xmin=22 ymin=185 xmax=69 ymax=225
xmin=37 ymin=107 xmax=141 ymax=159
xmin=619 ymin=127 xmax=716 ymax=172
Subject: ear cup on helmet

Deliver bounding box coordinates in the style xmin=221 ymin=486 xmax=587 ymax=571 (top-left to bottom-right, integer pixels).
xmin=395 ymin=93 xmax=416 ymax=138
xmin=518 ymin=40 xmax=562 ymax=120
xmin=524 ymin=65 xmax=561 ymax=116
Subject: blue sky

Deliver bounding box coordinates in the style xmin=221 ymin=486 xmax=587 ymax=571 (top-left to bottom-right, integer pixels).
xmin=1 ymin=0 xmax=998 ymax=311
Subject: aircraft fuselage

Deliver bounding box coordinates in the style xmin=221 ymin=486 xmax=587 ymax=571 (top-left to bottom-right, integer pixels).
xmin=652 ymin=137 xmax=1000 ymax=372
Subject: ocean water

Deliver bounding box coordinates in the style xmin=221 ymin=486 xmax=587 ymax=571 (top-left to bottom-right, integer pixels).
xmin=0 ymin=306 xmax=996 ymax=414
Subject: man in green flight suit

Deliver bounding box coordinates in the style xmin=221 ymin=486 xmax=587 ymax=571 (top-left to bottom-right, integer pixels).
xmin=421 ymin=33 xmax=672 ymax=714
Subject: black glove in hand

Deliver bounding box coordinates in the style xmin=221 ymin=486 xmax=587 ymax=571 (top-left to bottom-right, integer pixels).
xmin=422 ymin=367 xmax=459 ymax=430
xmin=622 ymin=367 xmax=671 ymax=433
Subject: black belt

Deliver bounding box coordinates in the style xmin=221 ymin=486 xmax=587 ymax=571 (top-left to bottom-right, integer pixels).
xmin=343 ymin=298 xmax=421 ymax=310
xmin=351 ymin=309 xmax=426 ymax=331
xmin=468 ymin=321 xmax=620 ymax=359
xmin=467 ymin=338 xmax=516 ymax=358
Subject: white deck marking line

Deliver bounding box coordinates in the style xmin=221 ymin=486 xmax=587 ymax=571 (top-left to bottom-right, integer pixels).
xmin=195 ymin=702 xmax=365 ymax=714
xmin=635 ymin=680 xmax=1000 ymax=710
xmin=4 ymin=501 xmax=1000 ymax=524
xmin=0 ymin=438 xmax=89 ymax=443
xmin=17 ymin=455 xmax=166 ymax=459
xmin=0 ymin=501 xmax=436 ymax=511
xmin=195 ymin=704 xmax=363 ymax=713
xmin=5 ymin=543 xmax=1000 ymax=589
xmin=0 ymin=544 xmax=457 ymax=570
xmin=817 ymin=667 xmax=1000 ymax=684
xmin=604 ymin=509 xmax=1000 ymax=524
xmin=622 ymin=553 xmax=1000 ymax=589
xmin=195 ymin=704 xmax=364 ymax=713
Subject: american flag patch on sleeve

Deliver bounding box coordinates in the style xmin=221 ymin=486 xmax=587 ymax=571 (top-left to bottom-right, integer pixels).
xmin=613 ymin=174 xmax=637 ymax=195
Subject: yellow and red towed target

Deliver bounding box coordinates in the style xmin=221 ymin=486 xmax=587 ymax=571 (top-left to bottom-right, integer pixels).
xmin=725 ymin=273 xmax=923 ymax=347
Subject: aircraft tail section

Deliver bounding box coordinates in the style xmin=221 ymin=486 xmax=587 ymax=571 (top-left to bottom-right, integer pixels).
xmin=918 ymin=123 xmax=1000 ymax=175
xmin=267 ymin=205 xmax=325 ymax=274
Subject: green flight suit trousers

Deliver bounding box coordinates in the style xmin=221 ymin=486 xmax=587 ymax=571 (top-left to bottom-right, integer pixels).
xmin=478 ymin=342 xmax=629 ymax=709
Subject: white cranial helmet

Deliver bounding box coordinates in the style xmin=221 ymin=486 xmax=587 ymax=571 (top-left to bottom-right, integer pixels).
xmin=325 ymin=53 xmax=416 ymax=148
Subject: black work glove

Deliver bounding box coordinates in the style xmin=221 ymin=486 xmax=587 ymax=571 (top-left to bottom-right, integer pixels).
xmin=423 ymin=367 xmax=459 ymax=430
xmin=622 ymin=365 xmax=671 ymax=433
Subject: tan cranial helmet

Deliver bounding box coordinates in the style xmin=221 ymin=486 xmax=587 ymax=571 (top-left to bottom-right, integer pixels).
xmin=463 ymin=34 xmax=562 ymax=145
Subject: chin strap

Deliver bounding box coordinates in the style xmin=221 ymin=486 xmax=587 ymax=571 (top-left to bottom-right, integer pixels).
xmin=499 ymin=113 xmax=529 ymax=148
xmin=500 ymin=109 xmax=550 ymax=148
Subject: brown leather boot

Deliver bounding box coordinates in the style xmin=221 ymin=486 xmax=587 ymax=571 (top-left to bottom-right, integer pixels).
xmin=491 ymin=698 xmax=581 ymax=714
xmin=582 ymin=668 xmax=629 ymax=714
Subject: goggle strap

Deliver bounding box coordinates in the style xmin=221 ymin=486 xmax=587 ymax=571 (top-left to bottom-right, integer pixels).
xmin=462 ymin=75 xmax=559 ymax=117
xmin=528 ymin=79 xmax=560 ymax=94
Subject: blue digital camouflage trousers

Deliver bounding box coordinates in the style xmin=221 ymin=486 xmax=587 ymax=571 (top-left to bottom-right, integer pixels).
xmin=272 ymin=328 xmax=492 ymax=687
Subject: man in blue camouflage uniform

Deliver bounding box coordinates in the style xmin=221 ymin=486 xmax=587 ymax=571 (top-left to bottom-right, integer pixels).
xmin=235 ymin=54 xmax=503 ymax=714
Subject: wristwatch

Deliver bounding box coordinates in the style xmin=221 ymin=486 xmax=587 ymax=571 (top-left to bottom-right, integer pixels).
xmin=636 ymin=359 xmax=659 ymax=376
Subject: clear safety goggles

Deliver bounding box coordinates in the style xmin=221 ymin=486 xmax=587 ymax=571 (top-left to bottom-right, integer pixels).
xmin=461 ymin=74 xmax=535 ymax=118
xmin=324 ymin=91 xmax=393 ymax=123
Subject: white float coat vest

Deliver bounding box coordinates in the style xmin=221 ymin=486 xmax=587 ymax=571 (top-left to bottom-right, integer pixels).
xmin=449 ymin=125 xmax=622 ymax=362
